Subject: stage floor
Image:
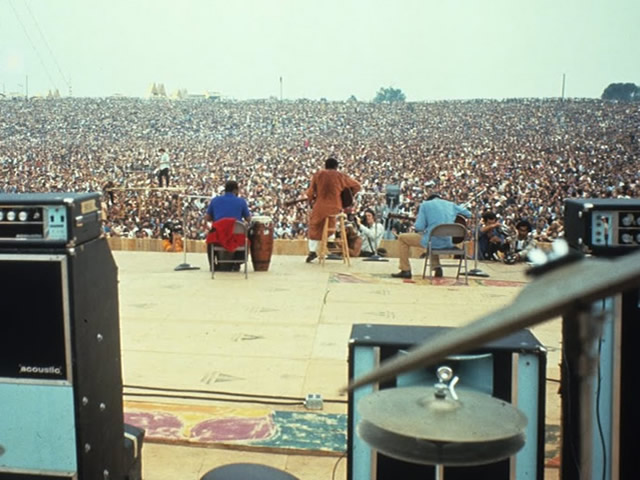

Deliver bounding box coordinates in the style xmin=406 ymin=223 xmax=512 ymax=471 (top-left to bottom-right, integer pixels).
xmin=114 ymin=250 xmax=562 ymax=480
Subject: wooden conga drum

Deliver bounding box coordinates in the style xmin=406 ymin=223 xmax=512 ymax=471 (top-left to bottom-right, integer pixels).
xmin=249 ymin=216 xmax=274 ymax=271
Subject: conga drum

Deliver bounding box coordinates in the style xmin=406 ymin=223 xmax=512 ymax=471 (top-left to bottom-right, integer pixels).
xmin=249 ymin=216 xmax=274 ymax=271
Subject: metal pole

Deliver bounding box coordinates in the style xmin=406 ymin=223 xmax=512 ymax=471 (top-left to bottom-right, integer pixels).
xmin=467 ymin=194 xmax=489 ymax=277
xmin=561 ymin=73 xmax=566 ymax=100
xmin=173 ymin=194 xmax=210 ymax=271
xmin=575 ymin=307 xmax=606 ymax=480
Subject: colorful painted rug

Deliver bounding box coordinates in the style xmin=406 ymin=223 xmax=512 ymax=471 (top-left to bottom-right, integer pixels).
xmin=124 ymin=401 xmax=559 ymax=467
xmin=124 ymin=401 xmax=346 ymax=455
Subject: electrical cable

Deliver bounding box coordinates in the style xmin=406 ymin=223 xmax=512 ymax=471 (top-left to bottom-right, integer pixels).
xmin=24 ymin=1 xmax=71 ymax=92
xmin=123 ymin=392 xmax=303 ymax=406
xmin=123 ymin=384 xmax=348 ymax=404
xmin=8 ymin=0 xmax=58 ymax=92
xmin=331 ymin=452 xmax=346 ymax=480
xmin=595 ymin=300 xmax=607 ymax=480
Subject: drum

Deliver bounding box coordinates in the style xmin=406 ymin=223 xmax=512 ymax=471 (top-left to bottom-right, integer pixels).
xmin=249 ymin=216 xmax=274 ymax=271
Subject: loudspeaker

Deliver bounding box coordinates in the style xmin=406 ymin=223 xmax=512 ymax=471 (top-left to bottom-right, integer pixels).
xmin=348 ymin=324 xmax=546 ymax=480
xmin=0 ymin=237 xmax=125 ymax=479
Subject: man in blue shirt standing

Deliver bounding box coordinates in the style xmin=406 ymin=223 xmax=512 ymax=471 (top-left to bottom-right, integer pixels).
xmin=391 ymin=194 xmax=471 ymax=279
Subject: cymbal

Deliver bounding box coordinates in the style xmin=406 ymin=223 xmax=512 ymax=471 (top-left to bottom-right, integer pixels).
xmin=358 ymin=420 xmax=525 ymax=466
xmin=358 ymin=386 xmax=527 ymax=443
xmin=357 ymin=386 xmax=527 ymax=466
xmin=346 ymin=249 xmax=640 ymax=391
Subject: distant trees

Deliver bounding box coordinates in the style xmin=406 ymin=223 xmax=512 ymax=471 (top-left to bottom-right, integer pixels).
xmin=373 ymin=86 xmax=406 ymax=103
xmin=601 ymin=83 xmax=639 ymax=101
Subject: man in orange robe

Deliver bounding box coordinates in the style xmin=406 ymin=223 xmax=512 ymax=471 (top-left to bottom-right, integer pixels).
xmin=304 ymin=157 xmax=361 ymax=262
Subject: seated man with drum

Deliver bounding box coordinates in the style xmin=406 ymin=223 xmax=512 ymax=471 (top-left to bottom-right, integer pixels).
xmin=204 ymin=180 xmax=251 ymax=271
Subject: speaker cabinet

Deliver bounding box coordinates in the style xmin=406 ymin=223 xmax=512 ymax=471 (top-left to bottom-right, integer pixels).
xmin=348 ymin=324 xmax=546 ymax=480
xmin=0 ymin=237 xmax=124 ymax=479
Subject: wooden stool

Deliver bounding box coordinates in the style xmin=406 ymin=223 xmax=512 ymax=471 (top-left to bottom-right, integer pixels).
xmin=318 ymin=213 xmax=350 ymax=266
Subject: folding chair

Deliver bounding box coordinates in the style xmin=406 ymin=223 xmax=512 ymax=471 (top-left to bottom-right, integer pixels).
xmin=210 ymin=220 xmax=248 ymax=279
xmin=422 ymin=223 xmax=469 ymax=284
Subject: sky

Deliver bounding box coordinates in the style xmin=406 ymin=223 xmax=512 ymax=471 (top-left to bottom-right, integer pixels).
xmin=1 ymin=0 xmax=639 ymax=101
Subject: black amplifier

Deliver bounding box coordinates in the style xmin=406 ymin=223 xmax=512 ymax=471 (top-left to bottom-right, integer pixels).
xmin=564 ymin=198 xmax=640 ymax=255
xmin=0 ymin=192 xmax=101 ymax=247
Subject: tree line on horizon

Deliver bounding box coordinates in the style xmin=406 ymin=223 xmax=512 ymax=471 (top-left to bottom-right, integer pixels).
xmin=601 ymin=82 xmax=639 ymax=101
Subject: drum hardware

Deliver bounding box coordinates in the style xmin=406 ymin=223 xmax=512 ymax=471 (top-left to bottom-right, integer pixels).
xmin=347 ymin=243 xmax=640 ymax=479
xmin=357 ymin=366 xmax=527 ymax=469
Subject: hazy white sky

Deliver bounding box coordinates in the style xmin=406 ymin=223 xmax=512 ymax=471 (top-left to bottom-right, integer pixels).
xmin=1 ymin=0 xmax=638 ymax=101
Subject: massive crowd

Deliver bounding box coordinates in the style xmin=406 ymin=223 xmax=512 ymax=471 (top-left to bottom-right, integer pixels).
xmin=1 ymin=96 xmax=638 ymax=243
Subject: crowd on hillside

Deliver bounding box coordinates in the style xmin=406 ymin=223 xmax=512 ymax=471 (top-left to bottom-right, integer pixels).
xmin=1 ymin=97 xmax=638 ymax=244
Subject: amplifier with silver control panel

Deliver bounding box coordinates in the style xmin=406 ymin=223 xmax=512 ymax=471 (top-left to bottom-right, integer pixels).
xmin=564 ymin=198 xmax=640 ymax=255
xmin=0 ymin=192 xmax=101 ymax=247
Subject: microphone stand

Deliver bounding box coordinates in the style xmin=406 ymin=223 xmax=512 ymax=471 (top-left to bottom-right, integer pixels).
xmin=465 ymin=189 xmax=490 ymax=278
xmin=174 ymin=194 xmax=210 ymax=271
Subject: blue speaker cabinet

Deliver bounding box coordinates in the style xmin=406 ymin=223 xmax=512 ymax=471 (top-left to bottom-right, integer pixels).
xmin=348 ymin=324 xmax=546 ymax=480
xmin=0 ymin=237 xmax=125 ymax=479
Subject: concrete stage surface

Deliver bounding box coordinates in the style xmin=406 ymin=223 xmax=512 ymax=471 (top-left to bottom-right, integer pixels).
xmin=114 ymin=250 xmax=562 ymax=480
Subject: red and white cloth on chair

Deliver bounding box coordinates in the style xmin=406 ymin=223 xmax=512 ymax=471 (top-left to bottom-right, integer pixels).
xmin=206 ymin=218 xmax=247 ymax=251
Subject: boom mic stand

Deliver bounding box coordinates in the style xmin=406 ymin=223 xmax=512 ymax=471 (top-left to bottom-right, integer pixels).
xmin=174 ymin=194 xmax=210 ymax=271
xmin=464 ymin=189 xmax=490 ymax=278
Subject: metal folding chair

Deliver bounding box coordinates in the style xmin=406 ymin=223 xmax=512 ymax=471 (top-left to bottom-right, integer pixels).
xmin=210 ymin=220 xmax=248 ymax=279
xmin=422 ymin=223 xmax=469 ymax=284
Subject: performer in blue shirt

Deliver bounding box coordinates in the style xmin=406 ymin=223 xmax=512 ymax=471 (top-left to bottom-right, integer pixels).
xmin=204 ymin=180 xmax=251 ymax=270
xmin=205 ymin=180 xmax=251 ymax=223
xmin=392 ymin=193 xmax=471 ymax=279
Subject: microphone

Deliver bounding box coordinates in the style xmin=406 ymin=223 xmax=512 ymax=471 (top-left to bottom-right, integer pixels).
xmin=462 ymin=189 xmax=487 ymax=208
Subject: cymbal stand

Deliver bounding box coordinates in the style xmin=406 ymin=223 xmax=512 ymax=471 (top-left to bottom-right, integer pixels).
xmin=174 ymin=194 xmax=209 ymax=271
xmin=433 ymin=366 xmax=458 ymax=480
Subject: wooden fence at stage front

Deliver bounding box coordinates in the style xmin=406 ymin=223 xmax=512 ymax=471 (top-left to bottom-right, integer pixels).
xmin=107 ymin=237 xmax=551 ymax=259
xmin=107 ymin=237 xmax=404 ymax=257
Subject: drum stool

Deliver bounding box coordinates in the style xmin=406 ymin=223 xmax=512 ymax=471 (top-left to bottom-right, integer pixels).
xmin=318 ymin=213 xmax=350 ymax=266
xmin=200 ymin=463 xmax=300 ymax=480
